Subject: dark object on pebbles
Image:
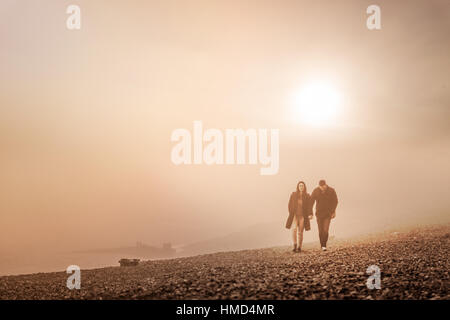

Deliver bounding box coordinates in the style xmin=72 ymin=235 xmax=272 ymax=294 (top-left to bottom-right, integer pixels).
xmin=119 ymin=259 xmax=140 ymax=267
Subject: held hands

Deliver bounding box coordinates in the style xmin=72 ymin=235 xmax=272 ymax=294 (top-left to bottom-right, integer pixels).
xmin=308 ymin=215 xmax=313 ymax=220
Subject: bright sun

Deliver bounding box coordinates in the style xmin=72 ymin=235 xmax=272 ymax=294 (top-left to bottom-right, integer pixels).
xmin=293 ymin=82 xmax=341 ymax=127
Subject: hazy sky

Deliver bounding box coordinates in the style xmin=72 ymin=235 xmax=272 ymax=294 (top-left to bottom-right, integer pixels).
xmin=1 ymin=0 xmax=449 ymax=255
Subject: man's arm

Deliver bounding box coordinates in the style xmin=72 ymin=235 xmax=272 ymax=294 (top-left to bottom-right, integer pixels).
xmin=310 ymin=189 xmax=317 ymax=216
xmin=306 ymin=194 xmax=313 ymax=218
xmin=331 ymin=189 xmax=338 ymax=214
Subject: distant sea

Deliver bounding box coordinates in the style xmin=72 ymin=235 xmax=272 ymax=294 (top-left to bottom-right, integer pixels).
xmin=0 ymin=251 xmax=164 ymax=276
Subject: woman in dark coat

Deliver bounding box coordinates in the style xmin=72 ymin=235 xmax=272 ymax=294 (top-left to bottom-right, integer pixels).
xmin=286 ymin=181 xmax=313 ymax=253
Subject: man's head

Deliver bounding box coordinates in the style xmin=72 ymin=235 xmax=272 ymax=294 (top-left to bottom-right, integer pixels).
xmin=319 ymin=179 xmax=328 ymax=191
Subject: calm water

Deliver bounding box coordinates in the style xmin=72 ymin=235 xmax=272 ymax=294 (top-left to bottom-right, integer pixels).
xmin=0 ymin=251 xmax=158 ymax=276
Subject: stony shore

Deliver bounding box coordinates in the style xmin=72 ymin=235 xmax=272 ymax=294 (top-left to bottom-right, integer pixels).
xmin=0 ymin=225 xmax=448 ymax=300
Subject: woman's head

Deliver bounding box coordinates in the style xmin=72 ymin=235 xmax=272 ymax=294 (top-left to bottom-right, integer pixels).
xmin=296 ymin=181 xmax=307 ymax=193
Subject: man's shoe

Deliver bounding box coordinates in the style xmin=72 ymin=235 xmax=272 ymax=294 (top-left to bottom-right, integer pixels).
xmin=293 ymin=245 xmax=297 ymax=252
xmin=321 ymin=247 xmax=327 ymax=251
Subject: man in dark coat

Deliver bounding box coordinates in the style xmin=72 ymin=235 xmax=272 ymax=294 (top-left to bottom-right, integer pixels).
xmin=311 ymin=180 xmax=338 ymax=251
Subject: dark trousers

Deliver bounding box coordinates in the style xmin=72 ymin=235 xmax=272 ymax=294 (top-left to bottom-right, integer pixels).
xmin=316 ymin=216 xmax=331 ymax=247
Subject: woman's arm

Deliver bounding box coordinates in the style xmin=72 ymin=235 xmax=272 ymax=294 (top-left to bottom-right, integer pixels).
xmin=286 ymin=193 xmax=295 ymax=229
xmin=288 ymin=193 xmax=295 ymax=214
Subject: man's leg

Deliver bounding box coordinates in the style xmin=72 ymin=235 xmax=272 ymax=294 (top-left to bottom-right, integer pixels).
xmin=321 ymin=217 xmax=331 ymax=247
xmin=316 ymin=217 xmax=324 ymax=247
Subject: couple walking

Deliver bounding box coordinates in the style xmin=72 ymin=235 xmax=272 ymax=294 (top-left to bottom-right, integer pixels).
xmin=285 ymin=180 xmax=338 ymax=253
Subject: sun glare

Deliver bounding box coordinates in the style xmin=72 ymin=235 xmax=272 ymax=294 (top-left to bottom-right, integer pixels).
xmin=293 ymin=82 xmax=341 ymax=127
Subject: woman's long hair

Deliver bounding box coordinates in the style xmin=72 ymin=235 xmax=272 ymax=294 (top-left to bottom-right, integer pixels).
xmin=296 ymin=181 xmax=308 ymax=200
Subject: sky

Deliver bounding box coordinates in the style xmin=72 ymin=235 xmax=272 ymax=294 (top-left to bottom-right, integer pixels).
xmin=0 ymin=0 xmax=449 ymax=260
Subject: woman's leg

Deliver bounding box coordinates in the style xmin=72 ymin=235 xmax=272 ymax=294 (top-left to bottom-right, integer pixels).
xmin=291 ymin=216 xmax=299 ymax=248
xmin=297 ymin=216 xmax=305 ymax=250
